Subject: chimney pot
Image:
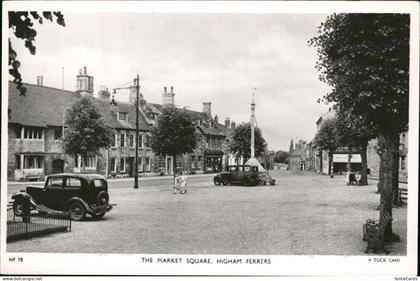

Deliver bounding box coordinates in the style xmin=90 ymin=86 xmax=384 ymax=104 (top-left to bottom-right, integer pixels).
xmin=164 ymin=86 xmax=167 ymax=93
xmin=84 ymin=66 xmax=87 ymax=75
xmin=170 ymin=86 xmax=174 ymax=93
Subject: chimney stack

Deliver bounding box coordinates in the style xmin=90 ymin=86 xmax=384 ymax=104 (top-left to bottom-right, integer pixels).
xmin=225 ymin=118 xmax=230 ymax=128
xmin=76 ymin=66 xmax=94 ymax=96
xmin=98 ymin=85 xmax=110 ymax=100
xmin=162 ymin=86 xmax=174 ymax=106
xmin=202 ymin=102 xmax=212 ymax=116
xmin=231 ymin=121 xmax=236 ymax=130
xmin=214 ymin=115 xmax=218 ymax=124
xmin=36 ymin=75 xmax=43 ymax=86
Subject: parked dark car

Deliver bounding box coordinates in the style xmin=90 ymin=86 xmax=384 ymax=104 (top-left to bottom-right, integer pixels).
xmin=213 ymin=165 xmax=275 ymax=186
xmin=11 ymin=173 xmax=115 ymax=221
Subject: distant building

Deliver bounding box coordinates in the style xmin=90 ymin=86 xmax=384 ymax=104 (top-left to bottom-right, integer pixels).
xmin=290 ymin=108 xmax=408 ymax=180
xmin=315 ymin=109 xmax=362 ymax=175
xmin=288 ymin=145 xmax=306 ymax=170
xmin=7 ymin=69 xmax=236 ymax=181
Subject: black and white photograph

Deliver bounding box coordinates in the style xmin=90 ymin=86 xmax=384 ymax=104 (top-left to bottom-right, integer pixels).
xmin=1 ymin=1 xmax=418 ymax=277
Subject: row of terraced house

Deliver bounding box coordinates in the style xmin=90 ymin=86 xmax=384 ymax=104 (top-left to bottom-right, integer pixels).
xmin=7 ymin=67 xmax=241 ymax=181
xmin=288 ymin=109 xmax=408 ymax=182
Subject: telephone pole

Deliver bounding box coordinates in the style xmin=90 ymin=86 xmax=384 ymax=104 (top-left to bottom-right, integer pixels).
xmin=112 ymin=74 xmax=140 ymax=189
xmin=134 ymin=74 xmax=139 ymax=189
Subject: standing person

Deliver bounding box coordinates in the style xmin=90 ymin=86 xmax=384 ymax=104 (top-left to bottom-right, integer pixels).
xmin=179 ymin=171 xmax=188 ymax=194
xmin=173 ymin=171 xmax=181 ymax=194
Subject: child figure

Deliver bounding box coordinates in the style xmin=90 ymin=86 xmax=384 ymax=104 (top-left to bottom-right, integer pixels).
xmin=179 ymin=172 xmax=188 ymax=194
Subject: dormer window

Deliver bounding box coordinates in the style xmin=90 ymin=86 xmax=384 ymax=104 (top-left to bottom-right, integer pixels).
xmin=119 ymin=112 xmax=128 ymax=121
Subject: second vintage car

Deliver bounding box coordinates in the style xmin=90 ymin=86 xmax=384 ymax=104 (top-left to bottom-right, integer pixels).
xmin=213 ymin=165 xmax=276 ymax=186
xmin=12 ymin=173 xmax=115 ymax=221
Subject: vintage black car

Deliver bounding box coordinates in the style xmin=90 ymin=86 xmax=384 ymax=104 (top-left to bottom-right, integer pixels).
xmin=213 ymin=165 xmax=275 ymax=186
xmin=12 ymin=173 xmax=114 ymax=221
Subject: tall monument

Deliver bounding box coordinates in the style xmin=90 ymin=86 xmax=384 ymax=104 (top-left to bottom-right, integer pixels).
xmin=250 ymin=90 xmax=256 ymax=158
xmin=245 ymin=89 xmax=265 ymax=172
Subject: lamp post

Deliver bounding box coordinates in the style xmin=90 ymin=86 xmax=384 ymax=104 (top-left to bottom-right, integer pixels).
xmin=112 ymin=74 xmax=140 ymax=189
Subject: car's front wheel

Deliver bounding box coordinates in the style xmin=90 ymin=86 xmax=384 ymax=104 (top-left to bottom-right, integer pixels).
xmin=68 ymin=201 xmax=86 ymax=221
xmin=214 ymin=177 xmax=221 ymax=186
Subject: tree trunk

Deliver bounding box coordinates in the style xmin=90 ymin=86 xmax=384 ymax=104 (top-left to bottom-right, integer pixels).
xmin=81 ymin=156 xmax=85 ymax=173
xmin=347 ymin=149 xmax=352 ymax=172
xmin=377 ymin=155 xmax=383 ymax=194
xmin=172 ymin=154 xmax=179 ymax=191
xmin=359 ymin=142 xmax=368 ymax=186
xmin=377 ymin=132 xmax=400 ymax=242
xmin=243 ymin=157 xmax=248 ymax=165
xmin=328 ymin=150 xmax=334 ymax=177
xmin=392 ymin=135 xmax=401 ymax=207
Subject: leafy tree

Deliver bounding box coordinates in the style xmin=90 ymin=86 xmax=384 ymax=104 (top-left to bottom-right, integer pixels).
xmin=274 ymin=150 xmax=289 ymax=164
xmin=289 ymin=139 xmax=294 ymax=153
xmin=9 ymin=11 xmax=65 ymax=95
xmin=229 ymin=123 xmax=266 ymax=164
xmin=309 ymin=14 xmax=409 ymax=241
xmin=150 ymin=107 xmax=198 ymax=181
xmin=63 ymin=96 xmax=114 ymax=172
xmin=335 ymin=109 xmax=376 ymax=185
xmin=313 ymin=118 xmax=338 ymax=176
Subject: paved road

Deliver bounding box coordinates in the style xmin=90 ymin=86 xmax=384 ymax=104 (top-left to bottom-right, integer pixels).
xmin=6 ymin=170 xmax=407 ymax=255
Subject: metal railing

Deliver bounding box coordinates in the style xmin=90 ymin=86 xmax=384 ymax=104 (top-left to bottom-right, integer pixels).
xmin=7 ymin=202 xmax=71 ymax=242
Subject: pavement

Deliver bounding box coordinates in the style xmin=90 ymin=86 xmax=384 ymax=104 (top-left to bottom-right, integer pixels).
xmin=6 ymin=170 xmax=407 ymax=255
xmin=7 ymin=172 xmax=217 ymax=186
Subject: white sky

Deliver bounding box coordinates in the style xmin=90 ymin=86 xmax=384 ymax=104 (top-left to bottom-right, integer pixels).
xmin=10 ymin=12 xmax=332 ymax=151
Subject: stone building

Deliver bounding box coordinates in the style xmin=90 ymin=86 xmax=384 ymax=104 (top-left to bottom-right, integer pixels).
xmin=366 ymin=133 xmax=408 ymax=182
xmin=132 ymin=85 xmax=235 ymax=175
xmin=314 ymin=109 xmax=362 ymax=175
xmin=288 ymin=145 xmax=306 ymax=170
xmin=289 ymin=108 xmax=409 ymax=180
xmin=7 ymin=70 xmax=235 ymax=181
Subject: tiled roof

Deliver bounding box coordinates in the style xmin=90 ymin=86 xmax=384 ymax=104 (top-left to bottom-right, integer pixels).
xmin=8 ymin=81 xmax=149 ymax=130
xmin=215 ymin=123 xmax=234 ymax=138
xmin=147 ymin=103 xmax=227 ymax=137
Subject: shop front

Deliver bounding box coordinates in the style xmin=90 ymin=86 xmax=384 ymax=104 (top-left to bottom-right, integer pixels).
xmin=204 ymin=149 xmax=224 ymax=173
xmin=332 ymin=153 xmax=362 ymax=174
